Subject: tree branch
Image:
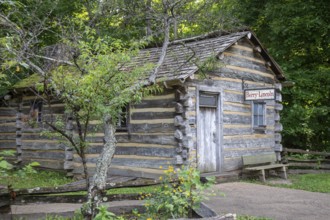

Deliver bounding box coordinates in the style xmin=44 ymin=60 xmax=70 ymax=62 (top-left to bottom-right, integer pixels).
xmin=0 ymin=13 xmax=24 ymax=36
xmin=148 ymin=15 xmax=170 ymax=84
xmin=44 ymin=120 xmax=78 ymax=152
xmin=27 ymin=53 xmax=74 ymax=66
xmin=23 ymin=59 xmax=47 ymax=77
xmin=74 ymin=114 xmax=85 ymax=146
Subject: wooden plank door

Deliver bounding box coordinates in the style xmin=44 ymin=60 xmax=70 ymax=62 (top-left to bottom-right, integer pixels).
xmin=198 ymin=107 xmax=218 ymax=173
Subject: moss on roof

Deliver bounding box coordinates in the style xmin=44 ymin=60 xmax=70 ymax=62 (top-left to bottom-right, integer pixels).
xmin=12 ymin=74 xmax=42 ymax=89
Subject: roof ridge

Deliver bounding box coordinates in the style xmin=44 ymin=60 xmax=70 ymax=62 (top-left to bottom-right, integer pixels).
xmin=169 ymin=30 xmax=250 ymax=46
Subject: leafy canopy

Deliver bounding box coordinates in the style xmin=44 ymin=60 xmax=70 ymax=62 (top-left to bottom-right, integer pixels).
xmin=230 ymin=0 xmax=330 ymax=150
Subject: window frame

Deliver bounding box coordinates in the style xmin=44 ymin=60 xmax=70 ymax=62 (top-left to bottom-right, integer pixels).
xmin=199 ymin=92 xmax=218 ymax=108
xmin=252 ymin=101 xmax=266 ymax=129
xmin=30 ymin=100 xmax=43 ymax=123
xmin=116 ymin=105 xmax=129 ymax=131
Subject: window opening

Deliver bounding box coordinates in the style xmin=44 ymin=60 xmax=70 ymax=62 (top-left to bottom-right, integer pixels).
xmin=30 ymin=100 xmax=43 ymax=123
xmin=199 ymin=92 xmax=218 ymax=108
xmin=117 ymin=105 xmax=128 ymax=131
xmin=253 ymin=102 xmax=266 ymax=127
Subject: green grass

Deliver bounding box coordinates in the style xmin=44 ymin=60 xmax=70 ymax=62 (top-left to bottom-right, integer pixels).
xmin=50 ymin=185 xmax=161 ymax=196
xmin=244 ymin=173 xmax=330 ymax=193
xmin=107 ymin=185 xmax=160 ymax=195
xmin=0 ymin=170 xmax=73 ymax=189
xmin=273 ymin=173 xmax=330 ymax=193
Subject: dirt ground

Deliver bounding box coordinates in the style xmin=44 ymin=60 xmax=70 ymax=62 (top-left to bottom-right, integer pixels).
xmin=204 ymin=182 xmax=330 ymax=220
xmin=5 ymin=200 xmax=143 ymax=220
xmin=4 ymin=182 xmax=330 ymax=220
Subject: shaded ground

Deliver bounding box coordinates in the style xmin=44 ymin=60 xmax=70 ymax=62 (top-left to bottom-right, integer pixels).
xmin=7 ymin=200 xmax=143 ymax=220
xmin=204 ymin=182 xmax=330 ymax=220
xmin=3 ymin=182 xmax=330 ymax=220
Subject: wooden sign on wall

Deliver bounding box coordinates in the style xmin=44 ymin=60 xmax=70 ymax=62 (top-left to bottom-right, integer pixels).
xmin=244 ymin=88 xmax=276 ymax=101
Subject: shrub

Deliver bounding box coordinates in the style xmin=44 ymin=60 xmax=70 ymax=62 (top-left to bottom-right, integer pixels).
xmin=143 ymin=165 xmax=215 ymax=219
xmin=0 ymin=150 xmax=40 ymax=188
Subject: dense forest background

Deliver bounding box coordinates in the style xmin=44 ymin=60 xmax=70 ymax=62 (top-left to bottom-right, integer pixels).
xmin=1 ymin=0 xmax=329 ymax=151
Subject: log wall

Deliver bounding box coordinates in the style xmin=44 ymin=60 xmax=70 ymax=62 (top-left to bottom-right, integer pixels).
xmin=19 ymin=95 xmax=66 ymax=170
xmin=0 ymin=95 xmax=66 ymax=171
xmin=0 ymin=91 xmax=179 ymax=179
xmin=0 ymin=36 xmax=283 ymax=178
xmin=71 ymin=90 xmax=178 ymax=179
xmin=0 ymin=98 xmax=18 ymax=163
xmin=185 ymin=37 xmax=280 ymax=172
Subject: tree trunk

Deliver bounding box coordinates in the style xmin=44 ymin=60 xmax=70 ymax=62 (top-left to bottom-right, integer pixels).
xmin=81 ymin=152 xmax=90 ymax=190
xmin=83 ymin=114 xmax=117 ymax=219
xmin=145 ymin=0 xmax=152 ymax=37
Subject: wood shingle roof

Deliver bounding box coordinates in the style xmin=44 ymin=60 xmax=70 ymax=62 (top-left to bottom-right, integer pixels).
xmin=132 ymin=31 xmax=285 ymax=82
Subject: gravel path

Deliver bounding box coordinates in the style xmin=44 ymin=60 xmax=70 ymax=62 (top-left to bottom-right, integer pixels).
xmin=204 ymin=182 xmax=330 ymax=220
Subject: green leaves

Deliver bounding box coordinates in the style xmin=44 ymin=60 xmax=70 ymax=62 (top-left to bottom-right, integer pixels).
xmin=0 ymin=150 xmax=15 ymax=171
xmin=0 ymin=149 xmax=39 ymax=180
xmin=0 ymin=150 xmax=15 ymax=157
xmin=281 ymin=67 xmax=330 ymax=151
xmin=144 ymin=165 xmax=215 ymax=219
xmin=0 ymin=160 xmax=13 ymax=170
xmin=94 ymin=205 xmax=121 ymax=220
xmin=51 ymin=36 xmax=156 ymax=127
xmin=230 ymin=0 xmax=330 ymax=151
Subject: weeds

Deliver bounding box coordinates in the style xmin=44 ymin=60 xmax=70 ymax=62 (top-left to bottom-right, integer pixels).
xmin=0 ymin=170 xmax=72 ymax=189
xmin=142 ymin=165 xmax=215 ymax=219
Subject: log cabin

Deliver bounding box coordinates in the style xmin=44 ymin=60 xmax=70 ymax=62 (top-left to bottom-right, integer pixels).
xmin=0 ymin=31 xmax=285 ymax=179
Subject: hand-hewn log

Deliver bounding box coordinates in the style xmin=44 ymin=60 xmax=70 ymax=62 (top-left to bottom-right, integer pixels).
xmin=175 ymin=103 xmax=184 ymax=113
xmin=218 ymin=67 xmax=274 ymax=84
xmin=182 ymin=137 xmax=193 ymax=149
xmin=275 ymin=83 xmax=282 ymax=91
xmin=253 ymin=46 xmax=262 ymax=53
xmin=184 ymin=97 xmax=193 ymax=107
xmin=274 ymin=112 xmax=280 ymax=121
xmin=183 ymin=111 xmax=189 ymax=119
xmin=15 ymin=138 xmax=22 ymax=145
xmin=174 ymin=115 xmax=184 ymax=127
xmin=16 ymin=148 xmax=22 ymax=154
xmin=65 ymin=150 xmax=73 ymax=160
xmin=275 ymin=103 xmax=283 ymax=111
xmin=64 ymin=161 xmax=74 ymax=170
xmin=182 ymin=124 xmax=191 ymax=135
xmin=130 ymin=123 xmax=174 ymax=133
xmin=265 ymin=61 xmax=272 ymax=68
xmin=131 ymin=111 xmax=175 ymax=120
xmin=9 ymin=193 xmax=141 ymax=205
xmin=218 ymin=52 xmax=224 ymax=60
xmin=174 ymin=129 xmax=183 ymax=140
xmin=274 ymin=144 xmax=283 ymax=151
xmin=0 ymin=177 xmax=162 ymax=197
xmin=182 ymin=150 xmax=188 ymax=159
xmin=176 ymin=146 xmax=183 ymax=153
xmin=275 ymin=93 xmax=282 ymax=102
xmin=175 ymin=155 xmax=183 ymax=164
xmin=275 ymin=123 xmax=283 ymax=132
xmin=275 ymin=133 xmax=282 ymax=142
xmin=16 ymin=130 xmax=22 ymax=136
xmin=16 ymin=121 xmax=24 ymax=129
xmin=175 ymin=87 xmax=188 ymax=100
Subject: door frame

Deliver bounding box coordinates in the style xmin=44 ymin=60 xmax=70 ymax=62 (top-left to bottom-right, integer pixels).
xmin=196 ymin=86 xmax=223 ymax=172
